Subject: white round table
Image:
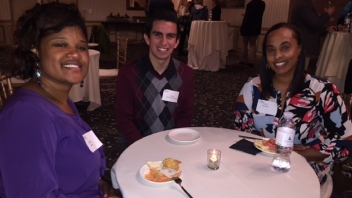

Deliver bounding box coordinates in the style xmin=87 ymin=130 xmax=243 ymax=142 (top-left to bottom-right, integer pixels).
xmin=187 ymin=21 xmax=228 ymax=72
xmin=69 ymin=49 xmax=101 ymax=111
xmin=315 ymin=31 xmax=352 ymax=92
xmin=111 ymin=127 xmax=320 ymax=198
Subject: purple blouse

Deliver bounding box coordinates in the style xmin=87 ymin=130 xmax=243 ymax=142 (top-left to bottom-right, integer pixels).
xmin=0 ymin=88 xmax=105 ymax=197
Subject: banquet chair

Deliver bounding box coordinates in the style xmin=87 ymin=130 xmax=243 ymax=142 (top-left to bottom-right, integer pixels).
xmin=98 ymin=36 xmax=128 ymax=78
xmin=320 ymin=174 xmax=333 ymax=198
xmin=0 ymin=71 xmax=14 ymax=108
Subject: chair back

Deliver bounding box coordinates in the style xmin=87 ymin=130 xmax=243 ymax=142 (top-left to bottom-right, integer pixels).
xmin=117 ymin=36 xmax=128 ymax=69
xmin=0 ymin=71 xmax=14 ymax=108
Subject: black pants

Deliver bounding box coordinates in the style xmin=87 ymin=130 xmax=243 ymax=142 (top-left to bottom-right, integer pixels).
xmin=178 ymin=24 xmax=190 ymax=54
xmin=344 ymin=60 xmax=352 ymax=94
xmin=178 ymin=29 xmax=187 ymax=54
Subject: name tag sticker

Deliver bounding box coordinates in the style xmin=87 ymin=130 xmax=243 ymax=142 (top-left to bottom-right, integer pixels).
xmin=161 ymin=89 xmax=179 ymax=103
xmin=256 ymin=99 xmax=277 ymax=116
xmin=82 ymin=130 xmax=103 ymax=153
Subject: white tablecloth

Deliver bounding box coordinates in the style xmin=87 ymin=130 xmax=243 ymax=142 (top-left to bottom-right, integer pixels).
xmin=69 ymin=49 xmax=101 ymax=111
xmin=315 ymin=32 xmax=352 ymax=92
xmin=187 ymin=21 xmax=228 ymax=72
xmin=111 ymin=127 xmax=320 ymax=198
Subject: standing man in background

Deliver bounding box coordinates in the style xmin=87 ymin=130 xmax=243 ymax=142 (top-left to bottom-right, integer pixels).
xmin=211 ymin=0 xmax=221 ymax=21
xmin=290 ymin=0 xmax=335 ymax=70
xmin=337 ymin=0 xmax=352 ymax=31
xmin=239 ymin=0 xmax=265 ymax=68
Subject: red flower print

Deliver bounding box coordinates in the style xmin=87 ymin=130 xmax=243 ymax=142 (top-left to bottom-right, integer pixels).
xmin=273 ymin=117 xmax=279 ymax=125
xmin=313 ymin=144 xmax=321 ymax=150
xmin=341 ymin=148 xmax=350 ymax=157
xmin=324 ymin=94 xmax=335 ymax=113
xmin=302 ymin=109 xmax=316 ymax=123
xmin=235 ymin=110 xmax=241 ymax=120
xmin=308 ymin=127 xmax=315 ymax=138
xmin=290 ymin=94 xmax=311 ymax=107
xmin=332 ymin=84 xmax=340 ymax=94
xmin=248 ymin=118 xmax=253 ymax=126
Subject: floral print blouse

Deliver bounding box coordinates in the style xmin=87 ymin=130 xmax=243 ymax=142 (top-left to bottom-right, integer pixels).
xmin=234 ymin=74 xmax=352 ymax=185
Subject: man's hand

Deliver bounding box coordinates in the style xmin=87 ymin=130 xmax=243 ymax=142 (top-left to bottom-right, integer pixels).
xmin=326 ymin=25 xmax=337 ymax=32
xmin=337 ymin=24 xmax=344 ymax=31
xmin=325 ymin=6 xmax=335 ymax=16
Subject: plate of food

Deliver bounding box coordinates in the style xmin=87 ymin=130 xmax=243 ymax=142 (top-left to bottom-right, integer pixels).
xmin=168 ymin=128 xmax=200 ymax=143
xmin=139 ymin=158 xmax=182 ymax=186
xmin=253 ymin=138 xmax=276 ymax=155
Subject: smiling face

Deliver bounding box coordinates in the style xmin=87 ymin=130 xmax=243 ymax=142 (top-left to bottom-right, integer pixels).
xmin=144 ymin=20 xmax=179 ymax=67
xmin=36 ymin=26 xmax=89 ymax=87
xmin=265 ymin=27 xmax=301 ymax=78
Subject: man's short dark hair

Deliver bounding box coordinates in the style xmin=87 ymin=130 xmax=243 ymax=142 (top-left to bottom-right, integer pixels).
xmin=144 ymin=9 xmax=180 ymax=40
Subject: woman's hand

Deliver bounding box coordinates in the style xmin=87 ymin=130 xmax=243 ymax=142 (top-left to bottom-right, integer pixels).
xmin=293 ymin=144 xmax=310 ymax=151
xmin=294 ymin=145 xmax=327 ymax=162
xmin=99 ymin=179 xmax=121 ymax=198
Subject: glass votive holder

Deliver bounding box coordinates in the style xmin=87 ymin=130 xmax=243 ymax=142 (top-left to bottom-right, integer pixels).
xmin=207 ymin=149 xmax=221 ymax=170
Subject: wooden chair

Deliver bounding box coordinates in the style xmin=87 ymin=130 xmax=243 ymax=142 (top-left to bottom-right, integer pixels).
xmin=98 ymin=36 xmax=128 ymax=78
xmin=0 ymin=71 xmax=14 ymax=108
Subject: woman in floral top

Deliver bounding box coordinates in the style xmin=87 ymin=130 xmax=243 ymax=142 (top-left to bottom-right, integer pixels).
xmin=234 ymin=22 xmax=352 ymax=185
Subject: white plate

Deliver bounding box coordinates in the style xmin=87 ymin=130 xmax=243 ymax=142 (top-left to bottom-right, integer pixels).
xmin=253 ymin=139 xmax=276 ymax=155
xmin=139 ymin=162 xmax=174 ymax=186
xmin=168 ymin=128 xmax=201 ymax=143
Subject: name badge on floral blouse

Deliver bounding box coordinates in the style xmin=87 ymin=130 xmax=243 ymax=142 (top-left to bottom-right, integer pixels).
xmin=256 ymin=99 xmax=277 ymax=116
xmin=82 ymin=130 xmax=103 ymax=153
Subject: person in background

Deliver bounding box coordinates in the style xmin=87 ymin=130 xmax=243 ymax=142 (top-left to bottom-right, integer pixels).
xmin=290 ymin=0 xmax=336 ymax=70
xmin=234 ymin=22 xmax=352 ymax=186
xmin=211 ymin=0 xmax=221 ymax=21
xmin=337 ymin=0 xmax=352 ymax=104
xmin=188 ymin=0 xmax=195 ymax=14
xmin=337 ymin=0 xmax=352 ymax=31
xmin=146 ymin=0 xmax=176 ymax=18
xmin=0 ymin=2 xmax=115 ymax=197
xmin=239 ymin=0 xmax=265 ymax=68
xmin=178 ymin=0 xmax=191 ymax=56
xmin=191 ymin=0 xmax=208 ymax=21
xmin=115 ymin=9 xmax=195 ymax=145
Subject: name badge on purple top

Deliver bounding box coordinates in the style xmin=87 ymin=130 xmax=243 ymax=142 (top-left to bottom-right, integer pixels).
xmin=83 ymin=130 xmax=103 ymax=153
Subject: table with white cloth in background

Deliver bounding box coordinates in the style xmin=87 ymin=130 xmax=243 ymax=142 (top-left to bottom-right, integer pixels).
xmin=111 ymin=127 xmax=320 ymax=198
xmin=69 ymin=49 xmax=101 ymax=111
xmin=315 ymin=31 xmax=352 ymax=92
xmin=187 ymin=21 xmax=228 ymax=72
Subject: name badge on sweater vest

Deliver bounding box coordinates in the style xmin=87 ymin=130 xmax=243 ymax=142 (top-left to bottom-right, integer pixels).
xmin=256 ymin=99 xmax=277 ymax=116
xmin=162 ymin=89 xmax=179 ymax=103
xmin=83 ymin=130 xmax=103 ymax=153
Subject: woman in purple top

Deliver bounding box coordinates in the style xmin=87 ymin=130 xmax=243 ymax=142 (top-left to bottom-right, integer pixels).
xmin=0 ymin=2 xmax=114 ymax=197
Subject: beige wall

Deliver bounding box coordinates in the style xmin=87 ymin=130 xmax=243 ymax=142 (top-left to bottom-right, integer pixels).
xmin=0 ymin=0 xmax=290 ymax=46
xmin=0 ymin=0 xmax=37 ymax=45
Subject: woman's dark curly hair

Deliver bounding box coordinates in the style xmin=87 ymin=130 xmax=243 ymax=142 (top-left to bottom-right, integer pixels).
xmin=12 ymin=2 xmax=87 ymax=79
xmin=260 ymin=22 xmax=306 ymax=98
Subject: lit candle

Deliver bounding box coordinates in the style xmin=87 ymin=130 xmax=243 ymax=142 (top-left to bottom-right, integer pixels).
xmin=207 ymin=149 xmax=221 ymax=170
xmin=210 ymin=155 xmax=217 ymax=162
